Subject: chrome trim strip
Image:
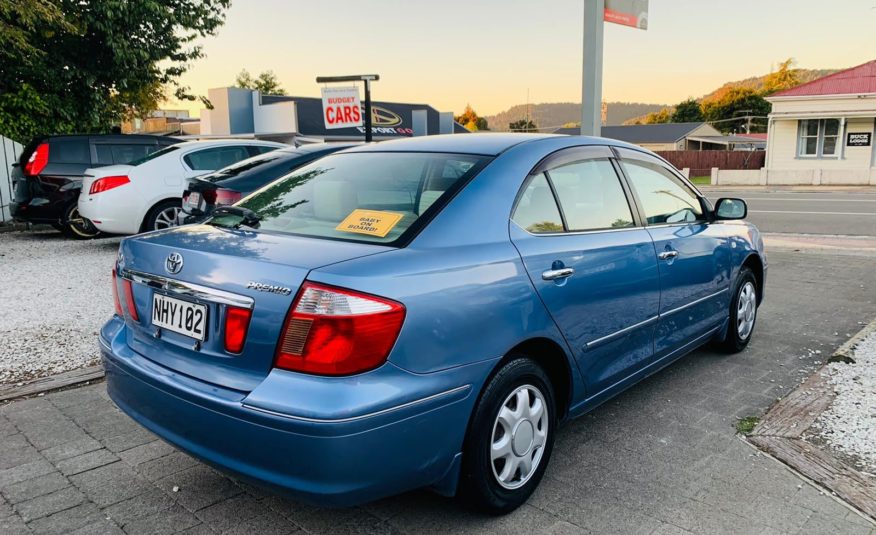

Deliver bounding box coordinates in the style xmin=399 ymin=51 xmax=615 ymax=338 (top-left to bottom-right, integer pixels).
xmin=659 ymin=288 xmax=728 ymax=318
xmin=511 ymin=219 xmax=645 ymax=238
xmin=585 ymin=315 xmax=659 ymax=349
xmin=120 ymin=269 xmax=255 ymax=309
xmin=584 ymin=288 xmax=729 ymax=349
xmin=242 ymin=384 xmax=472 ymax=424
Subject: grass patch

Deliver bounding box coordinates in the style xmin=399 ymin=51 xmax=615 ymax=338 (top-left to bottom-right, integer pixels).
xmin=690 ymin=175 xmax=711 ymax=185
xmin=736 ymin=416 xmax=760 ymax=435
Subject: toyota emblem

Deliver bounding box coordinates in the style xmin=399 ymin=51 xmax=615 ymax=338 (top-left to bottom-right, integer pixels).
xmin=165 ymin=252 xmax=184 ymax=275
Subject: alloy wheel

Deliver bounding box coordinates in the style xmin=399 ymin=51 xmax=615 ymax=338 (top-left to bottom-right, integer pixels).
xmin=66 ymin=206 xmax=100 ymax=238
xmin=153 ymin=206 xmax=181 ymax=230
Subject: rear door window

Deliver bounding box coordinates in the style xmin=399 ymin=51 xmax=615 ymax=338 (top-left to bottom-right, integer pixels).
xmin=226 ymin=152 xmax=489 ymax=245
xmin=184 ymin=146 xmax=253 ymax=171
xmin=94 ymin=144 xmax=157 ymax=165
xmin=547 ymin=160 xmax=635 ymax=231
xmin=49 ymin=138 xmax=90 ymax=164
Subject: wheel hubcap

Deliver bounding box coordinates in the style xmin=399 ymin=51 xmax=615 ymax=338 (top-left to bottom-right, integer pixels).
xmin=736 ymin=281 xmax=757 ymax=340
xmin=154 ymin=207 xmax=181 ymax=230
xmin=490 ymin=384 xmax=548 ymax=490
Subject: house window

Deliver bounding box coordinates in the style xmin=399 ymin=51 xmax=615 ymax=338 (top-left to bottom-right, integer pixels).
xmin=798 ymin=119 xmax=841 ymax=158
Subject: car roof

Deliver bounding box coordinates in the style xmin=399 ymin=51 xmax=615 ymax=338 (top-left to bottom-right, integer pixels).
xmin=293 ymin=142 xmax=359 ymax=154
xmin=342 ymin=133 xmax=637 ymax=156
xmin=173 ymin=139 xmax=287 ymax=149
xmin=34 ymin=134 xmax=179 ymax=143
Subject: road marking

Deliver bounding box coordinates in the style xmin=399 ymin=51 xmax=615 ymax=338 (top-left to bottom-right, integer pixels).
xmin=750 ymin=210 xmax=876 ymax=216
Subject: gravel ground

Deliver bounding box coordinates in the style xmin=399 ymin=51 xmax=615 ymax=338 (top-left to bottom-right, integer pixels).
xmin=0 ymin=231 xmax=121 ymax=384
xmin=814 ymin=330 xmax=876 ymax=473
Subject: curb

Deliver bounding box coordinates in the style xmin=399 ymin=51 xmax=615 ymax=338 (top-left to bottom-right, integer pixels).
xmin=0 ymin=366 xmax=105 ymax=402
xmin=746 ymin=317 xmax=876 ymax=522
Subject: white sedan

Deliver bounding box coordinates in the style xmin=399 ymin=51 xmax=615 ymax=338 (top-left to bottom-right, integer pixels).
xmin=79 ymin=139 xmax=286 ymax=235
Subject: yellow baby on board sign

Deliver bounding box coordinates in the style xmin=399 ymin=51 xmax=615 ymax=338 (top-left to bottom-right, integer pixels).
xmin=336 ymin=209 xmax=403 ymax=238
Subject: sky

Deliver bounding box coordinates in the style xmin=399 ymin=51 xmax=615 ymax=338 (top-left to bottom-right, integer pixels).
xmin=169 ymin=0 xmax=876 ymax=118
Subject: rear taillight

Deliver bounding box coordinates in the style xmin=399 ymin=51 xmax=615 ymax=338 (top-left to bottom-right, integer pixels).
xmin=275 ymin=282 xmax=406 ymax=376
xmin=24 ymin=143 xmax=49 ymax=176
xmin=111 ymin=269 xmax=123 ymax=316
xmin=111 ymin=268 xmax=138 ymax=321
xmin=203 ymin=188 xmax=242 ymax=207
xmin=90 ymin=175 xmax=130 ymax=194
xmin=224 ymin=306 xmax=252 ymax=353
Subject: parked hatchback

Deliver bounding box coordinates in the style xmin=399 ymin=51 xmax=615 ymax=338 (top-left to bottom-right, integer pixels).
xmin=101 ymin=134 xmax=766 ymax=513
xmin=11 ymin=134 xmax=179 ymax=238
xmin=79 ymin=139 xmax=286 ymax=235
xmin=181 ymin=143 xmax=357 ymax=225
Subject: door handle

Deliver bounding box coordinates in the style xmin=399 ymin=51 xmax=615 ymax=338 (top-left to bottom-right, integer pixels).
xmin=658 ymin=251 xmax=679 ymax=260
xmin=542 ymin=268 xmax=574 ymax=281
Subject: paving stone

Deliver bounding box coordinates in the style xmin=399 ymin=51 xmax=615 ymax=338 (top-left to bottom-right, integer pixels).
xmin=102 ymin=489 xmax=177 ymax=526
xmin=57 ymin=450 xmax=120 ymax=477
xmin=0 ymin=414 xmax=19 ymax=438
xmin=136 ymin=452 xmax=200 ymax=482
xmin=27 ymin=502 xmax=104 ymax=535
xmin=1 ymin=471 xmax=69 ymax=504
xmin=0 ymin=460 xmax=55 ymax=489
xmin=118 ymin=504 xmax=201 ymax=535
xmin=223 ymin=511 xmax=298 ymax=535
xmin=795 ymin=513 xmax=874 ymax=535
xmin=0 ymin=436 xmax=43 ymax=470
xmin=14 ymin=486 xmax=87 ymax=522
xmin=194 ymin=494 xmax=269 ymax=532
xmin=0 ymin=511 xmax=32 ymax=535
xmin=70 ymin=519 xmax=126 ymax=535
xmin=69 ymin=462 xmax=152 ymax=508
xmin=103 ymin=429 xmax=157 ymax=454
xmin=118 ymin=441 xmax=175 ymax=468
xmin=155 ymin=466 xmax=242 ymax=513
xmin=41 ymin=437 xmax=103 ymax=463
xmin=179 ymin=524 xmax=215 ymax=535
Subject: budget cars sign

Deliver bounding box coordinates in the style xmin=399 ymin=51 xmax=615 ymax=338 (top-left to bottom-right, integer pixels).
xmin=321 ymin=87 xmax=362 ymax=129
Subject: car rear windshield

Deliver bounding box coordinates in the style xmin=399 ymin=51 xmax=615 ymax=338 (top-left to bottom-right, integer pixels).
xmin=223 ymin=152 xmax=490 ymax=245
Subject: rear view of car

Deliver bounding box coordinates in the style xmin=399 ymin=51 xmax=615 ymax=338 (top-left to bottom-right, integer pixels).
xmin=11 ymin=135 xmax=178 ymax=238
xmin=181 ymin=143 xmax=356 ymax=225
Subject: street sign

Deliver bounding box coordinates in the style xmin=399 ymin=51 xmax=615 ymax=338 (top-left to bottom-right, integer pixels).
xmin=604 ymin=0 xmax=648 ymax=30
xmin=320 ymin=86 xmax=362 ymax=130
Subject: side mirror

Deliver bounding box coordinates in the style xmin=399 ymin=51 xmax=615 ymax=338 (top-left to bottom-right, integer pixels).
xmin=714 ymin=198 xmax=747 ymax=220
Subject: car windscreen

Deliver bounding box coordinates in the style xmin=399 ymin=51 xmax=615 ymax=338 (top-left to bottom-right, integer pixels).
xmin=202 ymin=151 xmax=298 ymax=184
xmin=219 ymin=152 xmax=490 ymax=245
xmin=130 ymin=145 xmax=180 ymax=166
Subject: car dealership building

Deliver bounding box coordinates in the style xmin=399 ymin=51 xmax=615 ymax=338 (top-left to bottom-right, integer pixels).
xmin=195 ymin=87 xmax=466 ymax=144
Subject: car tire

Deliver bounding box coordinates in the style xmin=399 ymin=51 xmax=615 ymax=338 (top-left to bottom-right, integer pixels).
xmin=716 ymin=267 xmax=758 ymax=353
xmin=457 ymin=356 xmax=556 ymax=514
xmin=142 ymin=199 xmax=182 ymax=232
xmin=61 ymin=203 xmax=101 ymax=240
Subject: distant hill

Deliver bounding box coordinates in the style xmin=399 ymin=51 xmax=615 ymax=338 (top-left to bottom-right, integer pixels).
xmin=699 ymin=68 xmax=838 ymax=102
xmin=484 ymin=102 xmax=667 ymax=131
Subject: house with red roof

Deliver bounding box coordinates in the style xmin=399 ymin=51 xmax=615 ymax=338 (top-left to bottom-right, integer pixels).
xmin=762 ymin=60 xmax=876 ymax=185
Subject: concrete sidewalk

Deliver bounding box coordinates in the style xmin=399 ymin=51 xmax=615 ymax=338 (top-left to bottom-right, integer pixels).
xmin=2 ymin=249 xmax=875 ymax=535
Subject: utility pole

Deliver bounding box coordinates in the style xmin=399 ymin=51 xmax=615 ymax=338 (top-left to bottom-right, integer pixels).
xmin=581 ymin=0 xmax=605 ymax=136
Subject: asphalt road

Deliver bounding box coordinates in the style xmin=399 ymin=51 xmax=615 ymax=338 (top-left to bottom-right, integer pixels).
xmin=703 ymin=189 xmax=876 ymax=236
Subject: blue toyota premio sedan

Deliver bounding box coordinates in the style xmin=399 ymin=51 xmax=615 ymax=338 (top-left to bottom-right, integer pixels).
xmin=102 ymin=134 xmax=766 ymax=514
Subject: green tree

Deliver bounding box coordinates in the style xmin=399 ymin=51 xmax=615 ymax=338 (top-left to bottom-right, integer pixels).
xmin=642 ymin=108 xmax=672 ymax=124
xmin=763 ymin=58 xmax=801 ymax=95
xmin=235 ymin=69 xmax=287 ymax=95
xmin=671 ymin=98 xmax=704 ymax=123
xmin=454 ymin=104 xmax=488 ymax=131
xmin=509 ymin=119 xmax=537 ymax=133
xmin=701 ymin=87 xmax=771 ymax=134
xmin=0 ymin=0 xmax=231 ymax=141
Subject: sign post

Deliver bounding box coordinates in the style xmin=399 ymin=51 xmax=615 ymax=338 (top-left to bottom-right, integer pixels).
xmin=316 ymin=74 xmax=379 ymax=142
xmin=581 ymin=0 xmax=648 ymax=137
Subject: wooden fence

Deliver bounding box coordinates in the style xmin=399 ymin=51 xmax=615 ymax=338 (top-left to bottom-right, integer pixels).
xmin=655 ymin=150 xmax=765 ymax=178
xmin=1 ymin=135 xmax=24 ymax=223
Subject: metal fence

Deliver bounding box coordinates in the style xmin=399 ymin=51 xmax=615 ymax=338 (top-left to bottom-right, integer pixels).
xmin=1 ymin=135 xmax=24 ymax=223
xmin=655 ymin=150 xmax=766 ymax=179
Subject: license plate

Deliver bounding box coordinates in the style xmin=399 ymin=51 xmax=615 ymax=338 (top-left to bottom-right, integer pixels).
xmin=152 ymin=294 xmax=207 ymax=341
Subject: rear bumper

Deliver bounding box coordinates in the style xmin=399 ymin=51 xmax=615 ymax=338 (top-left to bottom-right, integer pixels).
xmin=100 ymin=317 xmax=492 ymax=506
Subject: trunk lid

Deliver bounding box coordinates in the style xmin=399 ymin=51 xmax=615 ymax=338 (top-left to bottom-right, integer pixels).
xmin=117 ymin=224 xmax=392 ymax=392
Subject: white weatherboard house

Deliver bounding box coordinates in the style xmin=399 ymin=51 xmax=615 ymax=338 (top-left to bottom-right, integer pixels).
xmin=762 ymin=60 xmax=876 ymax=185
